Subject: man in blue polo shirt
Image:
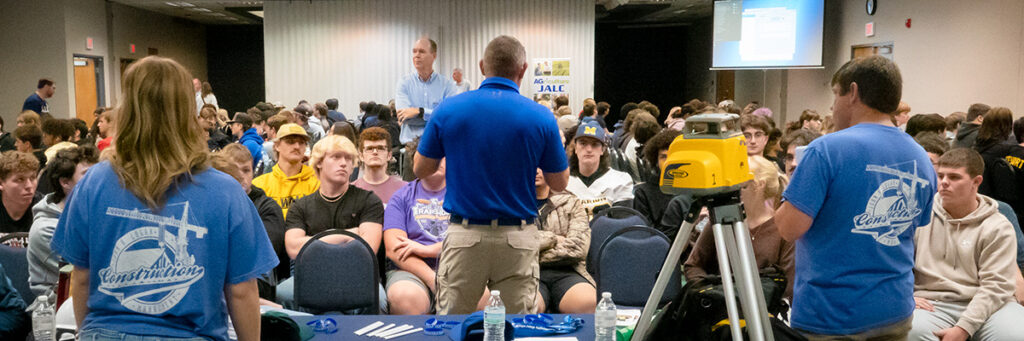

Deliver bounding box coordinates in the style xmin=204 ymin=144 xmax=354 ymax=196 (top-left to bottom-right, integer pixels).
xmin=395 ymin=37 xmax=458 ymax=145
xmin=776 ymin=55 xmax=937 ymax=339
xmin=414 ymin=35 xmax=569 ymax=315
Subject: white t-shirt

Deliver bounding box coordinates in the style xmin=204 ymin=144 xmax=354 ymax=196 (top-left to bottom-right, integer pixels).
xmin=565 ymin=168 xmax=634 ymax=216
xmin=203 ymin=94 xmax=219 ymax=109
xmin=454 ymin=81 xmax=472 ymax=94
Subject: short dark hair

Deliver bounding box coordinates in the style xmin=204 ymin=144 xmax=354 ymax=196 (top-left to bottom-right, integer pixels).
xmin=246 ymin=107 xmax=263 ymax=123
xmin=14 ymin=125 xmax=42 ymax=148
xmin=945 ymin=112 xmax=966 ymax=131
xmin=232 ymin=113 xmax=254 ymax=130
xmin=938 ymin=148 xmax=984 ymax=178
xmin=554 ymin=95 xmax=570 ymax=110
xmin=330 ymin=121 xmax=357 ymax=143
xmin=966 ymin=103 xmax=991 ymax=122
xmin=780 ymin=128 xmax=821 ymax=153
xmin=740 ymin=114 xmax=771 ymax=134
xmin=37 ymin=78 xmax=54 ymax=89
xmin=905 ymin=113 xmax=946 ymax=138
xmin=830 ymin=55 xmax=902 ymax=114
xmin=631 ymin=112 xmax=661 ymax=145
xmin=326 ymin=98 xmax=339 ymax=110
xmin=314 ymin=103 xmax=329 ymax=118
xmin=46 ymin=145 xmax=99 ymax=203
xmin=638 ymin=103 xmax=660 ymax=121
xmin=482 ymin=35 xmax=525 ymax=79
xmin=976 ymin=107 xmax=1013 ymax=148
xmin=914 ymin=132 xmax=949 ymax=157
xmin=41 ymin=119 xmax=74 ymax=141
xmin=799 ymin=110 xmax=821 ymax=126
xmin=1014 ymin=117 xmax=1024 ymax=144
xmin=643 ymin=129 xmax=681 ymax=167
xmin=582 ymin=102 xmax=596 ymax=117
xmin=596 ymin=102 xmax=610 ymax=117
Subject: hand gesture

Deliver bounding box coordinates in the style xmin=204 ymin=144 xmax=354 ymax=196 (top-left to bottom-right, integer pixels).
xmin=914 ymin=297 xmax=934 ymax=311
xmin=393 ymin=235 xmax=426 ymax=262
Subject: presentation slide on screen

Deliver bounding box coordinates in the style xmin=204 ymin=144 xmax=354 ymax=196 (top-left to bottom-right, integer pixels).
xmin=712 ymin=0 xmax=824 ymax=69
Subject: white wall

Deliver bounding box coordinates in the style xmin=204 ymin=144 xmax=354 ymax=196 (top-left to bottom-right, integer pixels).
xmin=109 ymin=3 xmax=208 ymax=100
xmin=64 ymin=0 xmax=112 ymax=115
xmin=0 ymin=0 xmax=69 ymax=125
xmin=780 ymin=0 xmax=1024 ymax=123
xmin=264 ymin=0 xmax=595 ymax=116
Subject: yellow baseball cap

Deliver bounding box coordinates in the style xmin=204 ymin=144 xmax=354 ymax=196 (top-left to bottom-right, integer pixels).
xmin=275 ymin=123 xmax=309 ymax=142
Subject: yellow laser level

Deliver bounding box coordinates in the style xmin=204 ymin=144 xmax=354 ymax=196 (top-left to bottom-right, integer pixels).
xmin=659 ymin=113 xmax=753 ymax=196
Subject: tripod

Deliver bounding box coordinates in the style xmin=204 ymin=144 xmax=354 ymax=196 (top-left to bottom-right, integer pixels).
xmin=631 ymin=191 xmax=775 ymax=341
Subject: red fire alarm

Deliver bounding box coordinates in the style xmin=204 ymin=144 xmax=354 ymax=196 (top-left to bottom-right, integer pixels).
xmin=86 ymin=37 xmax=93 ymax=50
xmin=905 ymin=18 xmax=912 ymax=28
xmin=130 ymin=44 xmax=136 ymax=54
xmin=865 ymin=22 xmax=875 ymax=37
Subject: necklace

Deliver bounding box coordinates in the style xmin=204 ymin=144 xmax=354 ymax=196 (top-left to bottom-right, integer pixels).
xmin=319 ymin=190 xmax=344 ymax=203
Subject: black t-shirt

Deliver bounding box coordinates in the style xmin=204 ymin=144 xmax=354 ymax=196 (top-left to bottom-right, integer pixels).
xmin=285 ymin=185 xmax=384 ymax=237
xmin=0 ymin=192 xmax=42 ymax=247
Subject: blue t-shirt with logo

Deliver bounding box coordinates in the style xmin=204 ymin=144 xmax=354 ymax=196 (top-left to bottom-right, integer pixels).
xmin=783 ymin=124 xmax=936 ymax=335
xmin=51 ymin=162 xmax=278 ymax=340
xmin=418 ymin=77 xmax=568 ymax=220
xmin=382 ymin=180 xmax=449 ymax=269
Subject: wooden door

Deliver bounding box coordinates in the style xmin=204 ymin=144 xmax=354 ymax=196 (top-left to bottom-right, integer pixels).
xmin=716 ymin=70 xmax=735 ymax=104
xmin=73 ymin=57 xmax=98 ymax=126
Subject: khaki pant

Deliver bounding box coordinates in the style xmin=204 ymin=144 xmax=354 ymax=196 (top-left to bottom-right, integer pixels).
xmin=801 ymin=316 xmax=912 ymax=341
xmin=435 ymin=222 xmax=539 ymax=314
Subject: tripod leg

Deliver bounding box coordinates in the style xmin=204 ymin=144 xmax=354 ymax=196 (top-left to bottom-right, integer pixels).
xmin=730 ymin=221 xmax=774 ymax=341
xmin=712 ymin=223 xmax=744 ymax=341
xmin=630 ymin=219 xmax=698 ymax=341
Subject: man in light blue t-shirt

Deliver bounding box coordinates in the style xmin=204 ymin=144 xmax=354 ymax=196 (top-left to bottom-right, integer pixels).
xmin=776 ymin=55 xmax=937 ymax=339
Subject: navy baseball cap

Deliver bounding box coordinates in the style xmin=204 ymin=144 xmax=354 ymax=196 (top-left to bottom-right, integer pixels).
xmin=574 ymin=118 xmax=607 ymax=144
xmin=448 ymin=311 xmax=514 ymax=341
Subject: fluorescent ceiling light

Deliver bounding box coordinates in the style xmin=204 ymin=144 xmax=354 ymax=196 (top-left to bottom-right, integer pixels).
xmin=187 ymin=7 xmax=212 ymax=12
xmin=248 ymin=10 xmax=264 ymax=18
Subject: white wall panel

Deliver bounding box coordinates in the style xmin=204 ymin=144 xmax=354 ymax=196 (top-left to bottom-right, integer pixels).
xmin=265 ymin=0 xmax=594 ymax=116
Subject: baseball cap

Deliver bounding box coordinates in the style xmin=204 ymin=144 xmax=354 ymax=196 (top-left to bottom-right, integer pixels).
xmin=447 ymin=311 xmax=514 ymax=341
xmin=227 ymin=112 xmax=253 ymax=127
xmin=573 ymin=118 xmax=607 ymax=144
xmin=275 ymin=123 xmax=309 ymax=142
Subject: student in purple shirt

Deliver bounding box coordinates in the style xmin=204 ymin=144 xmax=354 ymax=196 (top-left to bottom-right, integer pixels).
xmin=382 ymin=158 xmax=448 ymax=315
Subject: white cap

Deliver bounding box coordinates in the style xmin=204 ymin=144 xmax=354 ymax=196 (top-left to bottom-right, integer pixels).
xmin=602 ymin=292 xmax=612 ymax=298
xmin=491 ymin=290 xmax=500 ymax=296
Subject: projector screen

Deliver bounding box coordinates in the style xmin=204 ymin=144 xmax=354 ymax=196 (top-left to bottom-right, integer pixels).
xmin=712 ymin=0 xmax=824 ymax=69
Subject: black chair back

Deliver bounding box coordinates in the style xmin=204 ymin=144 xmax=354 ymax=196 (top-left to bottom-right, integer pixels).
xmin=294 ymin=229 xmax=379 ymax=314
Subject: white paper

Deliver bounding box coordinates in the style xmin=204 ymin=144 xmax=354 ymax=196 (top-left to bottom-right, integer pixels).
xmin=367 ymin=323 xmax=396 ymax=337
xmin=377 ymin=324 xmax=413 ymax=338
xmin=354 ymin=321 xmax=384 ymax=335
xmin=383 ymin=328 xmax=424 ymax=340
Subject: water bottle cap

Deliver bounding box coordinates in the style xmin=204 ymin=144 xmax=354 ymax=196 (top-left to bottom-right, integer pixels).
xmin=490 ymin=290 xmax=500 ymax=296
xmin=602 ymin=292 xmax=611 ymax=298
xmin=38 ymin=295 xmax=47 ymax=300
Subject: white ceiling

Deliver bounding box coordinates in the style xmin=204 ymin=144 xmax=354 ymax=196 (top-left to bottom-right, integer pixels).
xmin=109 ymin=0 xmax=263 ymax=25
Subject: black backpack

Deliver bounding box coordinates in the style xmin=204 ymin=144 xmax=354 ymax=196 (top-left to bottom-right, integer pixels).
xmin=645 ymin=266 xmax=804 ymax=341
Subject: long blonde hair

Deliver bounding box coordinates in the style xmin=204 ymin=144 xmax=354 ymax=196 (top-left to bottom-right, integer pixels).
xmin=112 ymin=56 xmax=209 ymax=209
xmin=748 ymin=155 xmax=788 ymax=209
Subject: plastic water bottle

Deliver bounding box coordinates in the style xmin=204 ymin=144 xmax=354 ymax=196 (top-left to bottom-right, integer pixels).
xmin=595 ymin=292 xmax=617 ymax=341
xmin=483 ymin=290 xmax=505 ymax=341
xmin=32 ymin=295 xmax=55 ymax=341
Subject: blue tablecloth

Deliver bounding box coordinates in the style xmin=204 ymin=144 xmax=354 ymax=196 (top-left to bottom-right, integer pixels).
xmin=292 ymin=314 xmax=595 ymax=341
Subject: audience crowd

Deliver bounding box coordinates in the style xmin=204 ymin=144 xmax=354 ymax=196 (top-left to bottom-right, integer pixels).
xmin=0 ymin=37 xmax=1021 ymax=341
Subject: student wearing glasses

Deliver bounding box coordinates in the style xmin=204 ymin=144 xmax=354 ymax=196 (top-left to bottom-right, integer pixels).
xmin=353 ymin=127 xmax=407 ymax=205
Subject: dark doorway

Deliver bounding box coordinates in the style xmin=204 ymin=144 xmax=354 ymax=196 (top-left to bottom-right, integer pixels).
xmin=206 ymin=25 xmax=264 ymax=116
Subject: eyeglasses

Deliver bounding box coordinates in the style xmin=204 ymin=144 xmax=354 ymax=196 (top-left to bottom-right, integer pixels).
xmin=363 ymin=146 xmax=388 ymax=153
xmin=743 ymin=131 xmax=767 ymax=140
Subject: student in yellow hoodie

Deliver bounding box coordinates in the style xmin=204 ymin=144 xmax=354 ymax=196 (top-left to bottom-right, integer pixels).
xmin=252 ymin=123 xmax=319 ymax=218
xmin=910 ymin=148 xmax=1024 ymax=341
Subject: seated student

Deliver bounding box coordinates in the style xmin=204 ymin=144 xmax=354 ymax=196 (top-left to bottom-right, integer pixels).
xmin=0 ymin=151 xmax=41 ymax=245
xmin=94 ymin=109 xmax=114 ymax=151
xmin=27 ymin=146 xmax=98 ymax=301
xmin=910 ymin=148 xmax=1024 ymax=340
xmin=914 ymin=132 xmax=951 ymax=170
xmin=683 ymin=156 xmax=795 ymax=299
xmin=565 ymin=119 xmax=634 ymax=217
xmin=13 ymin=125 xmax=46 ymax=170
xmin=278 ymin=135 xmax=386 ymax=312
xmin=382 ymin=159 xmax=448 ymax=315
xmin=0 ymin=263 xmax=29 ymax=340
xmin=214 ymin=144 xmax=288 ymax=283
xmin=779 ymin=128 xmax=821 ymax=178
xmin=252 ymin=123 xmax=320 ymax=218
xmin=535 ymin=169 xmax=596 ymax=314
xmin=228 ymin=113 xmax=265 ymax=172
xmin=40 ymin=119 xmax=77 ymax=165
xmin=16 ymin=111 xmax=41 ymax=129
xmin=354 ymin=127 xmax=406 ymax=205
xmin=633 ymin=129 xmax=682 ymax=233
xmin=740 ymin=114 xmax=775 ymax=167
xmin=200 ymin=106 xmax=231 ymax=151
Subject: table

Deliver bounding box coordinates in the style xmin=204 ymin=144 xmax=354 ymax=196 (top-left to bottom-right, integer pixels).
xmin=292 ymin=314 xmax=596 ymax=340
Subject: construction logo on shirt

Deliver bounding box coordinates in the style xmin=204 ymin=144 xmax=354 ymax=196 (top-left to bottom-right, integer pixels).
xmin=852 ymin=160 xmax=930 ymax=246
xmin=97 ymin=202 xmax=206 ymax=315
